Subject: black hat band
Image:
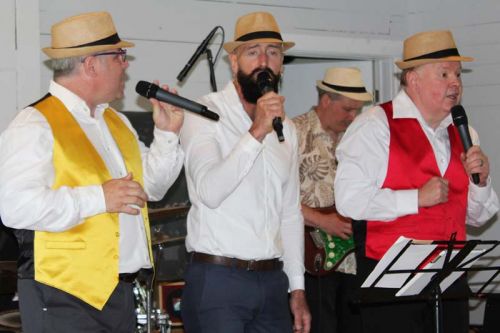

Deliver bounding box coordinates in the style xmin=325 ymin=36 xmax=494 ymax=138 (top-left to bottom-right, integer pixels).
xmin=236 ymin=31 xmax=283 ymax=42
xmin=405 ymin=48 xmax=460 ymax=62
xmin=322 ymin=81 xmax=367 ymax=93
xmin=54 ymin=33 xmax=122 ymax=49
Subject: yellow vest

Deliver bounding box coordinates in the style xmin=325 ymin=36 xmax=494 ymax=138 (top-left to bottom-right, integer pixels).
xmin=33 ymin=95 xmax=152 ymax=310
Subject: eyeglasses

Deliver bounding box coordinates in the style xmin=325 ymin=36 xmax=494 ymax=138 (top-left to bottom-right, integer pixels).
xmin=90 ymin=49 xmax=127 ymax=62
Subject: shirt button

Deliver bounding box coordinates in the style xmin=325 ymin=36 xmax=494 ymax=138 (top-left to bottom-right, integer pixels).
xmin=113 ymin=255 xmax=119 ymax=259
xmin=115 ymin=232 xmax=120 ymax=237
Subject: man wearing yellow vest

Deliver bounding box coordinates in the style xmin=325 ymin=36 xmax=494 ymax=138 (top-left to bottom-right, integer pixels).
xmin=0 ymin=12 xmax=184 ymax=332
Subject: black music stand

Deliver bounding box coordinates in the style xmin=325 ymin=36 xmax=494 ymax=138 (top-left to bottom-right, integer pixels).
xmin=360 ymin=235 xmax=500 ymax=333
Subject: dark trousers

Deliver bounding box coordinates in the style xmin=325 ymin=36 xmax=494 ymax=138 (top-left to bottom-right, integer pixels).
xmin=17 ymin=279 xmax=136 ymax=333
xmin=356 ymin=255 xmax=469 ymax=333
xmin=305 ymin=271 xmax=361 ymax=333
xmin=181 ymin=261 xmax=292 ymax=333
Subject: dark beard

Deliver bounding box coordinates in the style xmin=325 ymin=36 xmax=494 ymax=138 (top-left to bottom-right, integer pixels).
xmin=236 ymin=68 xmax=281 ymax=104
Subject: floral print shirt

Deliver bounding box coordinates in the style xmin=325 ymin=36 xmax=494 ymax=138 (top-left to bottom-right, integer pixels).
xmin=293 ymin=108 xmax=356 ymax=274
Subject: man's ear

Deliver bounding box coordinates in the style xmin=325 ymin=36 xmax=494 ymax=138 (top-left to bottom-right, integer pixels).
xmin=319 ymin=93 xmax=330 ymax=108
xmin=406 ymin=69 xmax=419 ymax=88
xmin=81 ymin=56 xmax=98 ymax=78
xmin=228 ymin=53 xmax=239 ymax=78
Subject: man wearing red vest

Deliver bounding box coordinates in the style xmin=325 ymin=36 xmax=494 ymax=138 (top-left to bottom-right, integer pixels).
xmin=0 ymin=12 xmax=184 ymax=332
xmin=334 ymin=30 xmax=499 ymax=333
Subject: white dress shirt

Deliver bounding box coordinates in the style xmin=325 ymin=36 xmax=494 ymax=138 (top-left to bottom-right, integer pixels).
xmin=180 ymin=82 xmax=305 ymax=291
xmin=0 ymin=81 xmax=184 ymax=273
xmin=334 ymin=89 xmax=499 ymax=225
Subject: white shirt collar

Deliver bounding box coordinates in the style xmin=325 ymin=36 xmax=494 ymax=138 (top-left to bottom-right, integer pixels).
xmin=393 ymin=89 xmax=452 ymax=132
xmin=48 ymin=80 xmax=109 ymax=119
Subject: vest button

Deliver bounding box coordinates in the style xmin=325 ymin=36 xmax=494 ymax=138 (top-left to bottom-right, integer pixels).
xmin=115 ymin=232 xmax=120 ymax=237
xmin=113 ymin=255 xmax=119 ymax=259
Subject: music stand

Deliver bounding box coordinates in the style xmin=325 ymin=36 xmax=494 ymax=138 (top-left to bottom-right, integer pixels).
xmin=361 ymin=235 xmax=500 ymax=333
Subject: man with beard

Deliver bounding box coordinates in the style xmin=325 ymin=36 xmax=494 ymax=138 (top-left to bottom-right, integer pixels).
xmin=0 ymin=12 xmax=184 ymax=332
xmin=293 ymin=67 xmax=372 ymax=333
xmin=180 ymin=11 xmax=311 ymax=333
xmin=334 ymin=30 xmax=499 ymax=333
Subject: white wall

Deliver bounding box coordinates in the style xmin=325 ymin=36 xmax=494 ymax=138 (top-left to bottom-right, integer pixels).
xmin=0 ymin=0 xmax=17 ymax=132
xmin=0 ymin=0 xmax=40 ymax=132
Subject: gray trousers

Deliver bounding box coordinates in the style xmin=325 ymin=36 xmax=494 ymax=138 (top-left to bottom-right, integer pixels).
xmin=17 ymin=279 xmax=136 ymax=333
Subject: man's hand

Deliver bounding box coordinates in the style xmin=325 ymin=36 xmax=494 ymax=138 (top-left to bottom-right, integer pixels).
xmin=418 ymin=176 xmax=448 ymax=207
xmin=149 ymin=81 xmax=184 ymax=134
xmin=290 ymin=289 xmax=311 ymax=333
xmin=302 ymin=205 xmax=352 ymax=239
xmin=320 ymin=213 xmax=352 ymax=239
xmin=461 ymin=145 xmax=490 ymax=187
xmin=249 ymin=92 xmax=285 ymax=142
xmin=102 ymin=173 xmax=148 ymax=215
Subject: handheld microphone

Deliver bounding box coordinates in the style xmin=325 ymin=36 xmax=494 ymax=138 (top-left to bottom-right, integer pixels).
xmin=177 ymin=27 xmax=218 ymax=82
xmin=451 ymin=105 xmax=479 ymax=184
xmin=256 ymin=71 xmax=284 ymax=142
xmin=135 ymin=81 xmax=219 ymax=121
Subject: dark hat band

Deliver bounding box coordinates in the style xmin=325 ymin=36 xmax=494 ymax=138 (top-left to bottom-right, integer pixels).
xmin=404 ymin=48 xmax=460 ymax=62
xmin=236 ymin=31 xmax=283 ymax=42
xmin=322 ymin=81 xmax=367 ymax=93
xmin=54 ymin=33 xmax=122 ymax=49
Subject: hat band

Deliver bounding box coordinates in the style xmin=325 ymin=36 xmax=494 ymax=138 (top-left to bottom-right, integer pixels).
xmin=236 ymin=31 xmax=283 ymax=42
xmin=322 ymin=81 xmax=367 ymax=93
xmin=53 ymin=33 xmax=122 ymax=49
xmin=404 ymin=48 xmax=460 ymax=62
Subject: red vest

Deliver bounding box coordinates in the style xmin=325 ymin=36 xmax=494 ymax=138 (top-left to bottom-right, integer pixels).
xmin=365 ymin=102 xmax=469 ymax=260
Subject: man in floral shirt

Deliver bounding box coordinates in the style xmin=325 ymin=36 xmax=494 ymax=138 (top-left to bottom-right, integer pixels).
xmin=293 ymin=67 xmax=372 ymax=333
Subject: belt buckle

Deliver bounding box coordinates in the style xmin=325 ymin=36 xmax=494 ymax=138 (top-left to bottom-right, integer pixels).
xmin=246 ymin=260 xmax=256 ymax=271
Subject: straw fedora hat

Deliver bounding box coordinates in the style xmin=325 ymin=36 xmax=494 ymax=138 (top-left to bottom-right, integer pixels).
xmin=395 ymin=30 xmax=473 ymax=69
xmin=316 ymin=67 xmax=373 ymax=102
xmin=223 ymin=11 xmax=295 ymax=53
xmin=42 ymin=11 xmax=134 ymax=59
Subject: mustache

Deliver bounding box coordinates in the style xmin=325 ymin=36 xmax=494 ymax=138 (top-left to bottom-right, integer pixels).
xmin=250 ymin=67 xmax=277 ymax=80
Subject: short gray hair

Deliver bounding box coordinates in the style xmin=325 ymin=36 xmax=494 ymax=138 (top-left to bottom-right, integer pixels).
xmin=316 ymin=87 xmax=343 ymax=103
xmin=49 ymin=56 xmax=85 ymax=79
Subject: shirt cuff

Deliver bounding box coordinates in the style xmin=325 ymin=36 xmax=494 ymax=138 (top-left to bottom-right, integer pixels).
xmin=241 ymin=131 xmax=264 ymax=153
xmin=396 ymin=189 xmax=419 ymax=216
xmin=469 ymin=176 xmax=493 ymax=202
xmin=76 ymin=185 xmax=107 ymax=221
xmin=288 ymin=275 xmax=305 ymax=291
xmin=152 ymin=127 xmax=180 ymax=153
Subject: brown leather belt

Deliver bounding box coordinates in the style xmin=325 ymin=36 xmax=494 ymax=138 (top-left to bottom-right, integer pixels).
xmin=190 ymin=252 xmax=283 ymax=271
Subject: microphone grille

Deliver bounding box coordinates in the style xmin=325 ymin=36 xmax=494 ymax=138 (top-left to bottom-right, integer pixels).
xmin=135 ymin=80 xmax=157 ymax=99
xmin=256 ymin=71 xmax=273 ymax=94
xmin=451 ymin=105 xmax=468 ymax=126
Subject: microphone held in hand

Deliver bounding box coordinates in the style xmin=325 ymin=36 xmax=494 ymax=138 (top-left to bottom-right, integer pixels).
xmin=256 ymin=71 xmax=284 ymax=142
xmin=135 ymin=81 xmax=219 ymax=121
xmin=451 ymin=104 xmax=479 ymax=184
xmin=177 ymin=26 xmax=219 ymax=82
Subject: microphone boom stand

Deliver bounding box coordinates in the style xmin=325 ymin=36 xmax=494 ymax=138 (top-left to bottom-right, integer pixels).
xmin=206 ymin=48 xmax=217 ymax=92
